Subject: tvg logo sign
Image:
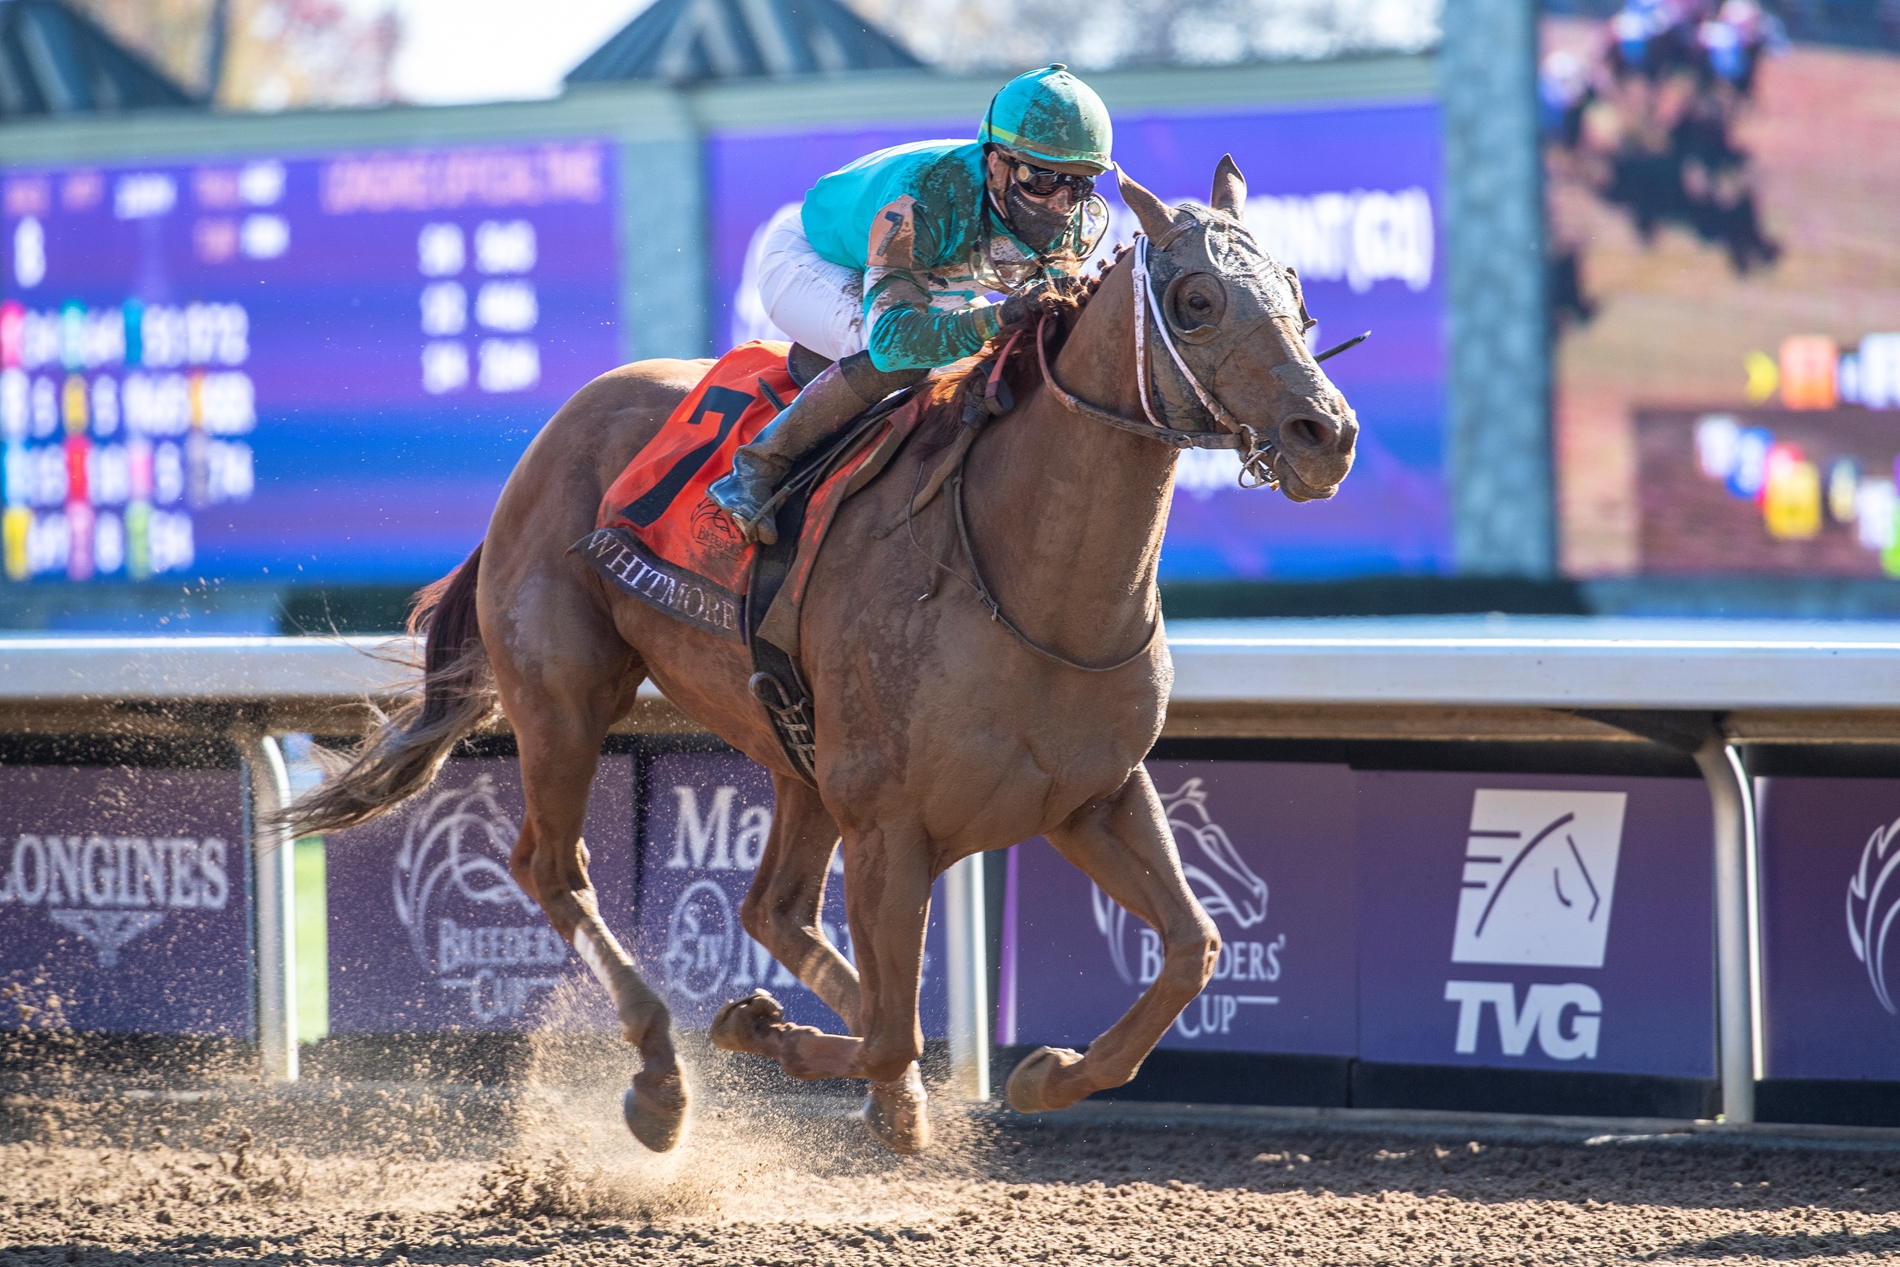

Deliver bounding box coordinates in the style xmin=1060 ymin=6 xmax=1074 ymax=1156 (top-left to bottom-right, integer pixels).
xmin=1444 ymin=980 xmax=1602 ymax=1061
xmin=1435 ymin=789 xmax=1620 ymax=1063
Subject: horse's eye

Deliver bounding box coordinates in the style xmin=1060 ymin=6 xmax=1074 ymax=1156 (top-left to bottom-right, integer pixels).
xmin=1163 ymin=271 xmax=1225 ymax=341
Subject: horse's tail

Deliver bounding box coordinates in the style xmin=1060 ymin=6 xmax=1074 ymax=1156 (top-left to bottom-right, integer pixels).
xmin=285 ymin=542 xmax=497 ymax=836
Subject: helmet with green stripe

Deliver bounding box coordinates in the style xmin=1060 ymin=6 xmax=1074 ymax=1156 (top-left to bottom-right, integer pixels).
xmin=978 ymin=64 xmax=1112 ymax=173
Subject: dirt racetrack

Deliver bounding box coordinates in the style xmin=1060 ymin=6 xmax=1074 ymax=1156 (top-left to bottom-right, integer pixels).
xmin=4 ymin=1037 xmax=1900 ymax=1265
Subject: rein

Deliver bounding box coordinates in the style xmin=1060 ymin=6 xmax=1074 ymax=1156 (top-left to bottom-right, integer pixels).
xmin=907 ymin=228 xmax=1295 ymax=673
xmin=1037 ymin=233 xmax=1281 ymax=491
xmin=944 ymin=464 xmax=1164 ymax=674
xmin=903 ymin=332 xmax=1163 ymax=674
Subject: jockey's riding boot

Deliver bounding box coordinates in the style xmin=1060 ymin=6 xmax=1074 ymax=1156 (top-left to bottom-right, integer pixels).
xmin=786 ymin=341 xmax=833 ymax=388
xmin=710 ymin=351 xmax=925 ymax=546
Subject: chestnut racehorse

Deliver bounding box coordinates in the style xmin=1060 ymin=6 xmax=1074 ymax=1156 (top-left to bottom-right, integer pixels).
xmin=291 ymin=160 xmax=1358 ymax=1154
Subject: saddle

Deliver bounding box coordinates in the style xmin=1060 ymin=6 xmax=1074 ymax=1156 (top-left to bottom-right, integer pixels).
xmin=573 ymin=341 xmax=929 ymax=784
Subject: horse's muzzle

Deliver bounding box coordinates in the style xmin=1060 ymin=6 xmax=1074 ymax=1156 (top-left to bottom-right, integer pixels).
xmin=1273 ymin=458 xmax=1340 ymax=503
xmin=1273 ymin=407 xmax=1357 ymax=501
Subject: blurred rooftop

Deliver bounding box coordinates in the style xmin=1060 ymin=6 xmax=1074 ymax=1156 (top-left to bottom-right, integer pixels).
xmin=568 ymin=0 xmax=922 ymax=83
xmin=0 ymin=0 xmax=196 ymax=117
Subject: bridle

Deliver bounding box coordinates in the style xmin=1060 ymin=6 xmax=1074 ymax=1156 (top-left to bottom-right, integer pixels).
xmin=1036 ymin=231 xmax=1283 ymax=491
xmin=914 ymin=221 xmax=1330 ymax=673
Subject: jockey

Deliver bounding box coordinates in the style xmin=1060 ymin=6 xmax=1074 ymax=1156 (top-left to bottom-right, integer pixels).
xmin=710 ymin=64 xmax=1113 ymax=545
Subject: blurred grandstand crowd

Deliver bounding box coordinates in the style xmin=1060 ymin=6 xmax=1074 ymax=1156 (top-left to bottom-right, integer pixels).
xmin=1542 ymin=1 xmax=1789 ymax=328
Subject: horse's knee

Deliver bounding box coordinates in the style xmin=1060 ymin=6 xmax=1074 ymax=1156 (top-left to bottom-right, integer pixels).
xmin=739 ymin=888 xmax=777 ymax=945
xmin=741 ymin=885 xmax=818 ymax=955
xmin=509 ymin=828 xmax=539 ymax=896
xmin=858 ymin=1032 xmax=921 ymax=1084
xmin=1164 ymin=927 xmax=1220 ymax=996
xmin=739 ymin=895 xmax=792 ymax=959
xmin=508 ymin=846 xmax=541 ymax=906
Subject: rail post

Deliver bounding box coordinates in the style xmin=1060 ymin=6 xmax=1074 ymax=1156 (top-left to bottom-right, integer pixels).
xmin=1694 ymin=733 xmax=1759 ymax=1123
xmin=943 ymin=852 xmax=990 ymax=1101
xmin=237 ymin=729 xmax=299 ymax=1083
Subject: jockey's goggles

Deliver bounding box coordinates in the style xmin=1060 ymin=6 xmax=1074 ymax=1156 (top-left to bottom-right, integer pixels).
xmin=1007 ymin=156 xmax=1095 ymax=200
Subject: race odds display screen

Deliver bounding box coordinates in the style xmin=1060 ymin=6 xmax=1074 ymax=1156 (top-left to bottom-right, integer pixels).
xmin=1 ymin=141 xmax=620 ymax=587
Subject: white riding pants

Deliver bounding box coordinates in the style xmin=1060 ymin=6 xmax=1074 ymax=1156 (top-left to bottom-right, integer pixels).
xmin=755 ymin=206 xmax=869 ymax=363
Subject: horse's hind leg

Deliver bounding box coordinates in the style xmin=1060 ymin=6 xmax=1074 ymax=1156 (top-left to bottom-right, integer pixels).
xmin=1006 ymin=766 xmax=1218 ymax=1113
xmin=490 ymin=584 xmax=686 ymax=1151
xmin=718 ymin=776 xmax=928 ymax=1150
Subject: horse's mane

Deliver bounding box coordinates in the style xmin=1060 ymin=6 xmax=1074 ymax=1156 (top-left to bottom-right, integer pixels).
xmin=909 ymin=243 xmax=1130 ymax=448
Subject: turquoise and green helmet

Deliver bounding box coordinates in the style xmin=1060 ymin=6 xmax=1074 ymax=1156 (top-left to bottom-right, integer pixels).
xmin=978 ymin=64 xmax=1112 ymax=173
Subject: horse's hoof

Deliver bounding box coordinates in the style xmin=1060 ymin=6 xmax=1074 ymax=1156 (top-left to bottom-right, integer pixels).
xmin=1005 ymin=1045 xmax=1086 ymax=1113
xmin=710 ymin=988 xmax=785 ymax=1053
xmin=623 ymin=1066 xmax=688 ymax=1153
xmin=861 ymin=1065 xmax=930 ymax=1155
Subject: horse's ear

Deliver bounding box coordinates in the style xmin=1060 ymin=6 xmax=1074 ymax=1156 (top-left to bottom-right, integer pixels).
xmin=1115 ymin=164 xmax=1182 ymax=241
xmin=1210 ymin=154 xmax=1246 ymax=218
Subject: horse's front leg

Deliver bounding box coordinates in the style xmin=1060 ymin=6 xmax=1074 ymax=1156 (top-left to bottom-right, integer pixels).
xmin=711 ymin=817 xmax=933 ymax=1152
xmin=734 ymin=774 xmax=861 ymax=1025
xmin=1005 ymin=765 xmax=1219 ymax=1113
xmin=722 ymin=777 xmax=927 ymax=1149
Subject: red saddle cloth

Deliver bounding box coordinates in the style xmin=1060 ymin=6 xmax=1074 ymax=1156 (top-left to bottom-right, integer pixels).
xmin=577 ymin=341 xmax=922 ymax=645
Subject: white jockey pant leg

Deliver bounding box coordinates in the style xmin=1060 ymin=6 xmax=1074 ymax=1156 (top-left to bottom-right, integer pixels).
xmin=755 ymin=209 xmax=869 ymax=363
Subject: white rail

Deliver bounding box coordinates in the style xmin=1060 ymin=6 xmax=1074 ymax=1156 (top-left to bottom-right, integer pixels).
xmin=6 ymin=617 xmax=1900 ymax=1114
xmin=1166 ymin=618 xmax=1900 ymax=709
xmin=6 ymin=618 xmax=1900 ymax=709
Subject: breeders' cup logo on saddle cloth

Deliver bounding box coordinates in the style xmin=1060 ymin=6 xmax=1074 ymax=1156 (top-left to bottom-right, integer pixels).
xmin=691 ymin=496 xmax=746 ymax=559
xmin=1092 ymin=778 xmax=1283 ymax=1039
xmin=1 ymin=831 xmax=232 ymax=967
xmin=392 ymin=776 xmax=569 ymax=1022
xmin=1847 ymin=815 xmax=1900 ymax=1015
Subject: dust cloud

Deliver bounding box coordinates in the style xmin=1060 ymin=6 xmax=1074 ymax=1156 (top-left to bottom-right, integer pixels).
xmin=6 ymin=986 xmax=1900 ymax=1265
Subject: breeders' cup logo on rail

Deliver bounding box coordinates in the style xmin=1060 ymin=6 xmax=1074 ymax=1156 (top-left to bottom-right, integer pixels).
xmin=1442 ymin=790 xmax=1626 ymax=1062
xmin=1092 ymin=778 xmax=1284 ymax=1040
xmin=1847 ymin=815 xmax=1900 ymax=1015
xmin=393 ymin=776 xmax=569 ymax=1022
xmin=1 ymin=832 xmax=231 ymax=967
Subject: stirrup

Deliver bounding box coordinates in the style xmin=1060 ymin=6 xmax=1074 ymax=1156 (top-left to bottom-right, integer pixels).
xmin=730 ymin=507 xmax=776 ymax=547
xmin=709 ymin=470 xmax=779 ymax=546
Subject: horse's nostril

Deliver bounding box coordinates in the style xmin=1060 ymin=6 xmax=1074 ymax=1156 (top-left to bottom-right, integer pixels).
xmin=1282 ymin=415 xmax=1336 ymax=453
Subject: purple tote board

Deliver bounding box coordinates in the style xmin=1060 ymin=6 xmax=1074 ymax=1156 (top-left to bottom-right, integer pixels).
xmin=1356 ymin=770 xmax=1714 ymax=1077
xmin=1757 ymin=777 xmax=1900 ymax=1081
xmin=1002 ymin=761 xmax=1359 ymax=1057
xmin=635 ymin=751 xmax=949 ymax=1038
xmin=325 ymin=755 xmax=631 ymax=1033
xmin=2 ymin=142 xmax=621 ymax=589
xmin=0 ymin=764 xmax=252 ymax=1037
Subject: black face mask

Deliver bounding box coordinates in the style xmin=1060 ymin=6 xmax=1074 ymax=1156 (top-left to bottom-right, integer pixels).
xmin=1001 ymin=181 xmax=1075 ymax=256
